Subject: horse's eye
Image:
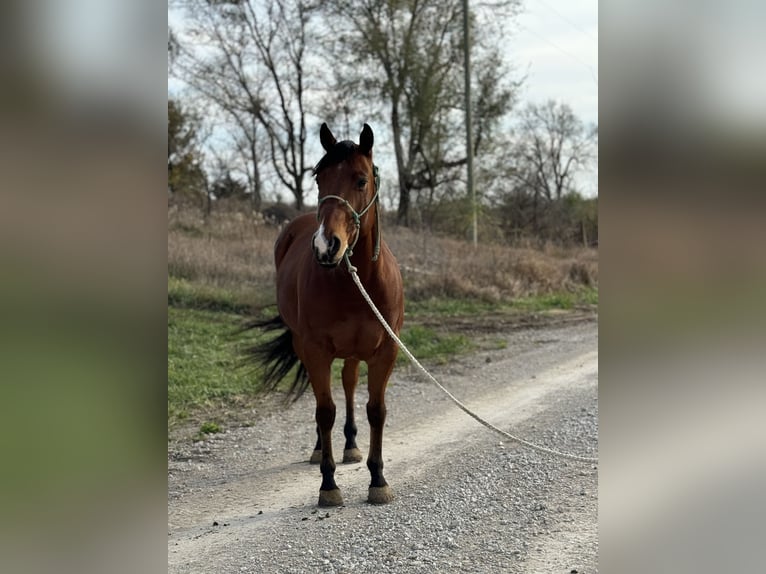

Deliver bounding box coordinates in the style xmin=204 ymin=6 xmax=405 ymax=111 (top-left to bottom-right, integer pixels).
xmin=357 ymin=178 xmax=368 ymax=190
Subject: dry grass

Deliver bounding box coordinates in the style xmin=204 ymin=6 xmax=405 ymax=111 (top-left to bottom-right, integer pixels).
xmin=168 ymin=205 xmax=279 ymax=305
xmin=388 ymin=227 xmax=598 ymax=302
xmin=168 ymin=204 xmax=598 ymax=306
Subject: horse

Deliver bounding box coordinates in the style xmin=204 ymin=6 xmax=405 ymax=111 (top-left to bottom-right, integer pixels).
xmin=250 ymin=123 xmax=404 ymax=507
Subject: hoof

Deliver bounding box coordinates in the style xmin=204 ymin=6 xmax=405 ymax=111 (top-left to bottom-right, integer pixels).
xmin=318 ymin=488 xmax=343 ymax=507
xmin=368 ymin=485 xmax=394 ymax=505
xmin=342 ymin=447 xmax=363 ymax=463
xmin=309 ymin=449 xmax=322 ymax=464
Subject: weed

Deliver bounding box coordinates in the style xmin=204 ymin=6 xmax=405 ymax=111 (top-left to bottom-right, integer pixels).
xmin=200 ymin=421 xmax=221 ymax=434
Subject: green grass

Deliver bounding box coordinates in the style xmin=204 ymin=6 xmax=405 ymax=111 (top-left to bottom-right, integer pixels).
xmin=168 ymin=276 xmax=256 ymax=315
xmin=511 ymin=287 xmax=598 ymax=312
xmin=168 ymin=307 xmax=263 ymax=426
xmin=397 ymin=325 xmax=472 ymax=365
xmin=580 ymin=286 xmax=599 ymax=306
xmin=199 ymin=421 xmax=221 ymax=434
xmin=406 ymin=298 xmax=505 ymax=317
xmin=167 ymin=278 xmax=596 ymax=432
xmin=405 ymin=287 xmax=598 ymax=318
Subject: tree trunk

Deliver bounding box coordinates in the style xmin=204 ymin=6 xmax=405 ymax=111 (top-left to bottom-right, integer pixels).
xmin=294 ymin=178 xmax=304 ymax=211
xmin=391 ymin=103 xmax=410 ymax=226
xmin=397 ymin=183 xmax=410 ymax=226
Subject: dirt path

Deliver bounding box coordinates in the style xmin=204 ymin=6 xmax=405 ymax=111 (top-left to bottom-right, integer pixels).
xmin=168 ymin=319 xmax=598 ymax=573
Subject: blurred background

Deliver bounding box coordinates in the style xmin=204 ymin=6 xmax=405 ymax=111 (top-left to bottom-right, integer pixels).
xmin=0 ymin=1 xmax=165 ymax=573
xmin=599 ymin=1 xmax=766 ymax=573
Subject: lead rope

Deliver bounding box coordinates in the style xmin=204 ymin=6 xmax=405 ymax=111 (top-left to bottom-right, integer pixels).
xmin=344 ymin=256 xmax=598 ymax=464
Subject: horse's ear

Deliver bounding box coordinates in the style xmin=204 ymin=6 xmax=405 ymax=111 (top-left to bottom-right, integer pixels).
xmin=359 ymin=123 xmax=374 ymax=156
xmin=320 ymin=123 xmax=336 ymax=152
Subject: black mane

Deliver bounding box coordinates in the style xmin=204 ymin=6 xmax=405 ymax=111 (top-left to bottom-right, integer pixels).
xmin=312 ymin=141 xmax=358 ymax=175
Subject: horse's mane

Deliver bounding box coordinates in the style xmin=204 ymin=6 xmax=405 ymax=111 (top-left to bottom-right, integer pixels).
xmin=312 ymin=141 xmax=358 ymax=175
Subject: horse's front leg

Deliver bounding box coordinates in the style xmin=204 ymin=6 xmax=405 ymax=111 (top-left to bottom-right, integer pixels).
xmin=310 ymin=425 xmax=322 ymax=464
xmin=309 ymin=358 xmax=362 ymax=465
xmin=366 ymin=343 xmax=398 ymax=504
xmin=306 ymin=355 xmax=343 ymax=507
xmin=342 ymin=358 xmax=363 ymax=463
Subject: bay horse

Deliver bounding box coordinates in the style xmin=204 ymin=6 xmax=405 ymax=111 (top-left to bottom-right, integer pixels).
xmin=252 ymin=123 xmax=404 ymax=507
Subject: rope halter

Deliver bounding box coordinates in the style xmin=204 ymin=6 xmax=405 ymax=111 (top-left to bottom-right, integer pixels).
xmin=316 ymin=164 xmax=381 ymax=263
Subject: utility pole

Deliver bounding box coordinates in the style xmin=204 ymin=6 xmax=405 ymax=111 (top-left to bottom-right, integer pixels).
xmin=462 ymin=0 xmax=477 ymax=247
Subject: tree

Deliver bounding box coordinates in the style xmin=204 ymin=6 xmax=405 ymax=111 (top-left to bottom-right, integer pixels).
xmin=500 ymin=100 xmax=597 ymax=243
xmin=168 ymin=28 xmax=180 ymax=70
xmin=167 ymin=99 xmax=207 ymax=200
xmin=172 ymin=0 xmax=317 ymax=210
xmin=513 ymin=101 xmax=595 ymax=202
xmin=320 ymin=0 xmax=519 ymax=226
xmin=210 ymin=170 xmax=248 ymax=200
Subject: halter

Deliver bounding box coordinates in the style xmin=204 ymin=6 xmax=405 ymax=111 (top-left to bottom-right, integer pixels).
xmin=316 ymin=164 xmax=381 ymax=262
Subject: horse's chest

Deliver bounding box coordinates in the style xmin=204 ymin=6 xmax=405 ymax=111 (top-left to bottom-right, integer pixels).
xmin=339 ymin=322 xmax=381 ymax=353
xmin=306 ymin=309 xmax=383 ymax=358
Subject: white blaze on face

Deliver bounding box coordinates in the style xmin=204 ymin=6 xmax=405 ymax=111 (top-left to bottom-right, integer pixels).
xmin=313 ymin=221 xmax=329 ymax=255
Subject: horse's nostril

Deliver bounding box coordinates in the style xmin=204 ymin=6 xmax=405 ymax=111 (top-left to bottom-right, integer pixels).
xmin=329 ymin=235 xmax=340 ymax=255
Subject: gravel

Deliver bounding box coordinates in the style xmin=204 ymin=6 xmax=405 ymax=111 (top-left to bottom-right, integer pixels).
xmin=169 ymin=320 xmax=598 ymax=573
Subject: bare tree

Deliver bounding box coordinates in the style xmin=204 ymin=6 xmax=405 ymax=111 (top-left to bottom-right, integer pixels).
xmin=503 ymin=100 xmax=597 ymax=241
xmin=514 ymin=100 xmax=595 ymax=201
xmin=172 ymin=0 xmax=317 ymax=210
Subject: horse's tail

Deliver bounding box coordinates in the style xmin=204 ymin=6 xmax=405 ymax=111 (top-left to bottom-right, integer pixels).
xmin=241 ymin=315 xmax=310 ymax=402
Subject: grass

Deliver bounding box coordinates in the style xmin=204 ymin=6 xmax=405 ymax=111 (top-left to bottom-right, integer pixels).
xmin=168 ymin=206 xmax=597 ymax=307
xmin=167 ymin=307 xmax=263 ymax=425
xmin=406 ymin=287 xmax=598 ymax=318
xmin=168 ymin=276 xmax=255 ymax=314
xmin=397 ymin=325 xmax=472 ymax=365
xmin=200 ymin=421 xmax=221 ymax=433
xmin=510 ymin=287 xmax=598 ymax=312
xmin=406 ymin=297 xmax=503 ymax=317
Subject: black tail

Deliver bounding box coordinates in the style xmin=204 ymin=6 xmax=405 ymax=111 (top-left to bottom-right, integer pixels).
xmin=241 ymin=315 xmax=309 ymax=402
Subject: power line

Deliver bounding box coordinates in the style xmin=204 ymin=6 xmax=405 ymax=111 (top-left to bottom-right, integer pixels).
xmin=519 ymin=24 xmax=598 ymax=85
xmin=530 ymin=0 xmax=598 ymax=44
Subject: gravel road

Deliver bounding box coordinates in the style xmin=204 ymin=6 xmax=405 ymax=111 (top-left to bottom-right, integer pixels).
xmin=168 ymin=319 xmax=598 ymax=573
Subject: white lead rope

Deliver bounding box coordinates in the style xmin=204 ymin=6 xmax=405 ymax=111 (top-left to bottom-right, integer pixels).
xmin=347 ymin=262 xmax=598 ymax=464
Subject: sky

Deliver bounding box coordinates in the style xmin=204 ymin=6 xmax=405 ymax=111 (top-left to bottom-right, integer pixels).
xmin=511 ymin=0 xmax=598 ymax=126
xmin=508 ymin=0 xmax=598 ymax=195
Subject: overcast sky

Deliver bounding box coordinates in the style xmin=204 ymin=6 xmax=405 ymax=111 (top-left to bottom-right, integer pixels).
xmin=511 ymin=0 xmax=598 ymax=125
xmin=509 ymin=0 xmax=598 ymax=195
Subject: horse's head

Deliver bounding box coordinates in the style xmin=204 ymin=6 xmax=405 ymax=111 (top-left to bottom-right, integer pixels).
xmin=312 ymin=123 xmax=378 ymax=268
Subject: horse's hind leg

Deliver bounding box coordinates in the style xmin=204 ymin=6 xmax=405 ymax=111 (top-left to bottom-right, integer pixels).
xmin=365 ymin=347 xmax=397 ymax=504
xmin=342 ymin=359 xmax=363 ymax=463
